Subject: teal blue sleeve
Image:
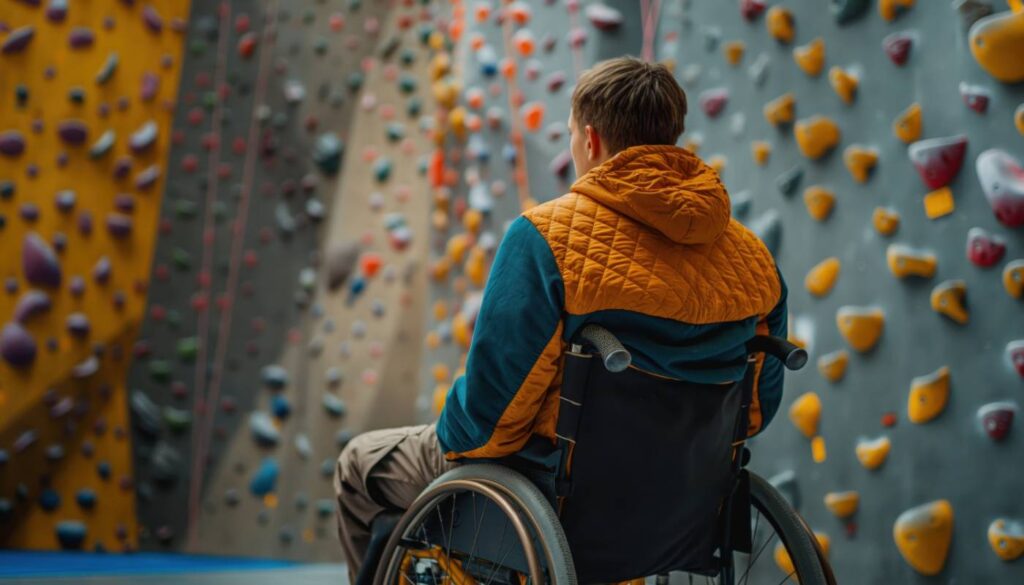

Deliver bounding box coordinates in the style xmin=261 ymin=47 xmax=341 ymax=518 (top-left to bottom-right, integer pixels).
xmin=436 ymin=216 xmax=565 ymax=458
xmin=753 ymin=268 xmax=788 ymax=432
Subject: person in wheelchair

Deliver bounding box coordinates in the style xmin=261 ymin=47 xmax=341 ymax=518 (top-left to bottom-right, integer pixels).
xmin=334 ymin=57 xmax=788 ymax=583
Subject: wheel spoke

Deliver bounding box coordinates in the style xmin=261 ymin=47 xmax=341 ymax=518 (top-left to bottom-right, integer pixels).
xmin=464 ymin=493 xmax=488 ymax=576
xmin=740 ymin=530 xmax=776 ymax=585
xmin=774 ymin=570 xmax=796 ymax=585
xmin=482 ymin=517 xmax=509 ymax=585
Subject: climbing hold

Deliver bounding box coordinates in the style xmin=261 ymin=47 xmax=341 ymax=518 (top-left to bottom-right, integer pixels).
xmin=818 ymin=349 xmax=849 ymax=383
xmin=882 ymin=32 xmax=914 ymax=67
xmin=923 ymin=187 xmax=955 ymax=220
xmin=522 ymin=102 xmax=545 ymax=131
xmin=271 ymin=395 xmax=291 ymax=420
xmin=699 ymin=88 xmax=729 ymax=118
xmin=750 ymin=210 xmax=782 ymax=255
xmin=795 ymin=116 xmax=841 ymax=160
xmin=22 ymin=233 xmax=61 ymax=288
xmin=804 ymin=186 xmax=835 ymax=221
xmin=1006 ymin=340 xmax=1024 ymax=377
xmin=323 ymin=393 xmax=347 ymax=418
xmin=129 ymin=121 xmax=158 ymax=153
xmin=90 ymin=130 xmax=116 ymax=159
xmin=130 ymin=391 xmax=161 ymax=437
xmin=163 ymin=407 xmax=191 ymax=434
xmin=856 ymin=435 xmax=891 ymax=470
xmin=959 ymin=82 xmax=991 ymax=113
xmin=250 ymin=412 xmax=280 ymax=447
xmin=76 ymin=489 xmax=97 ymax=511
xmin=892 ymin=103 xmax=922 ymax=143
xmin=909 ymin=135 xmax=968 ymax=190
xmin=313 ymin=133 xmax=344 ymax=175
xmin=250 ymin=458 xmax=280 ymax=496
xmin=978 ymin=401 xmax=1016 ymax=441
xmin=14 ymin=290 xmax=51 ymax=323
xmin=969 ymin=8 xmax=1024 ymax=82
xmin=843 ymin=145 xmax=878 ymax=183
xmin=805 ymin=257 xmax=841 ymax=297
xmin=976 ymin=148 xmax=1024 ymax=228
xmin=56 ymin=521 xmax=86 ymax=550
xmin=766 ymin=6 xmax=796 ymax=44
xmin=832 ymin=0 xmax=870 ymax=23
xmin=585 ymin=3 xmax=623 ymax=30
xmin=763 ymin=93 xmax=796 ymax=127
xmin=69 ymin=27 xmax=95 ymax=49
xmin=751 ymin=141 xmax=771 ymax=166
xmin=829 ymin=67 xmax=859 ymax=104
xmin=793 ymin=37 xmax=825 ymax=77
xmin=66 ymin=313 xmax=90 ymax=338
xmin=908 ymin=366 xmax=951 ymax=423
xmin=789 ymin=392 xmax=822 ymax=439
xmin=723 ymin=41 xmax=745 ymax=65
xmin=894 ymin=500 xmax=953 ymax=576
xmin=262 ymin=365 xmax=289 ymax=390
xmin=887 ymin=244 xmax=937 ymax=279
xmin=966 ymin=227 xmax=1006 ymax=267
xmin=775 ymin=532 xmax=830 ymax=575
xmin=824 ymin=491 xmax=859 ymax=518
xmin=837 ymin=306 xmax=884 ymax=352
xmin=873 ymin=207 xmax=901 ymax=236
xmin=769 ymin=470 xmax=801 ymax=510
xmin=879 ymin=0 xmax=916 ymax=21
xmin=57 ymin=119 xmax=89 ymax=146
xmin=1 ymin=26 xmax=35 ymax=54
xmin=1 ymin=322 xmax=37 ymax=368
xmin=988 ymin=519 xmax=1024 ymax=561
xmin=930 ymin=280 xmax=969 ymax=325
xmin=0 ymin=130 xmax=26 ymax=157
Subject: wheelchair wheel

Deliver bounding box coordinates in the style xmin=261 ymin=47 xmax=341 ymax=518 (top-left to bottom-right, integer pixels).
xmin=374 ymin=464 xmax=576 ymax=585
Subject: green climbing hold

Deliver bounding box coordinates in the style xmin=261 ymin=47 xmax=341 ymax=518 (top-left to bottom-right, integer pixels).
xmin=177 ymin=337 xmax=198 ymax=362
xmin=347 ymin=72 xmax=364 ymax=92
xmin=174 ymin=199 xmax=198 ymax=219
xmin=313 ymin=132 xmax=344 ymax=176
xmin=374 ymin=158 xmax=393 ymax=183
xmin=162 ymin=406 xmax=192 ymax=433
xmin=149 ymin=360 xmax=171 ymax=383
xmin=407 ymin=97 xmax=422 ymax=118
xmin=68 ymin=87 xmax=86 ymax=104
xmin=96 ymin=53 xmax=118 ymax=85
xmin=386 ymin=123 xmax=405 ymax=143
xmin=831 ymin=0 xmax=869 ymax=24
xmin=398 ymin=74 xmax=418 ymax=95
xmin=172 ymin=248 xmax=191 ymax=271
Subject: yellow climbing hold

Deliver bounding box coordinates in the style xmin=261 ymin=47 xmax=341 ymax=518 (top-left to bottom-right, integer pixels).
xmin=432 ymin=382 xmax=448 ymax=414
xmin=824 ymin=491 xmax=860 ymax=519
xmin=446 ymin=233 xmax=471 ymax=265
xmin=923 ymin=187 xmax=955 ymax=220
xmin=1005 ymin=260 xmax=1024 ymax=299
xmin=811 ymin=435 xmax=827 ymax=463
xmin=793 ymin=37 xmax=826 ymax=77
xmin=752 ymin=140 xmax=772 ymax=166
xmin=452 ymin=312 xmax=472 ymax=349
xmin=463 ymin=208 xmax=483 ymax=234
xmin=988 ymin=518 xmax=1024 ymax=562
xmin=764 ymin=93 xmax=796 ymax=126
xmin=843 ymin=145 xmax=878 ymax=183
xmin=856 ymin=436 xmax=891 ymax=470
xmin=1016 ymin=103 xmax=1024 ymax=135
xmin=837 ymin=306 xmax=885 ymax=352
xmin=969 ymin=8 xmax=1024 ymax=83
xmin=425 ymin=331 xmax=441 ymax=350
xmin=894 ymin=500 xmax=953 ymax=576
xmin=887 ymin=244 xmax=937 ymax=279
xmin=829 ymin=66 xmax=859 ymax=104
xmin=879 ymin=0 xmax=916 ymax=22
xmin=724 ymin=40 xmax=745 ymax=65
xmin=766 ymin=6 xmax=796 ymax=44
xmin=818 ymin=349 xmax=849 ymax=383
xmin=775 ymin=532 xmax=830 ymax=575
xmin=931 ymin=280 xmax=969 ymax=325
xmin=805 ymin=257 xmax=841 ymax=297
xmin=465 ymin=246 xmax=487 ymax=288
xmin=431 ymin=363 xmax=451 ymax=383
xmin=873 ymin=207 xmax=901 ymax=236
xmin=795 ymin=116 xmax=841 ymax=160
xmin=804 ymin=186 xmax=836 ymax=221
xmin=893 ymin=103 xmax=923 ymax=143
xmin=789 ymin=391 xmax=822 ymax=439
xmin=708 ymin=155 xmax=727 ymax=175
xmin=908 ymin=366 xmax=950 ymax=424
xmin=433 ymin=300 xmax=448 ymax=321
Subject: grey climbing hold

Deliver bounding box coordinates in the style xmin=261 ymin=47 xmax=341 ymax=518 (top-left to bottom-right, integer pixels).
xmin=66 ymin=313 xmax=90 ymax=338
xmin=955 ymin=0 xmax=993 ymax=30
xmin=768 ymin=469 xmax=801 ymax=510
xmin=323 ymin=393 xmax=347 ymax=418
xmin=262 ymin=364 xmax=289 ymax=390
xmin=129 ymin=120 xmax=158 ymax=153
xmin=135 ymin=165 xmax=161 ymax=190
xmin=275 ymin=203 xmax=296 ymax=236
xmin=47 ymin=0 xmax=68 ymax=23
xmin=93 ymin=256 xmax=111 ymax=284
xmin=130 ymin=390 xmax=162 ymax=438
xmin=748 ymin=53 xmax=770 ymax=86
xmin=96 ymin=53 xmax=119 ymax=85
xmin=775 ymin=167 xmax=803 ymax=196
xmin=150 ymin=441 xmax=181 ymax=485
xmin=731 ymin=191 xmax=752 ymax=218
xmin=295 ymin=433 xmax=312 ymax=460
xmin=55 ymin=190 xmax=76 ymax=213
xmin=750 ymin=210 xmax=782 ymax=255
xmin=250 ymin=411 xmax=280 ymax=446
xmin=831 ymin=0 xmax=869 ymax=24
xmin=327 ymin=241 xmax=359 ymax=290
xmin=335 ymin=429 xmax=355 ymax=448
xmin=1 ymin=26 xmax=35 ymax=55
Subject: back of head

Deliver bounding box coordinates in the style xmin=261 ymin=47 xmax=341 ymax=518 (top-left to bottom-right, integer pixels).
xmin=570 ymin=57 xmax=688 ymax=154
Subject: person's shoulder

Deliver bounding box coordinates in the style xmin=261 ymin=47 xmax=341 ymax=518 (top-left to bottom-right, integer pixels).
xmin=521 ymin=192 xmax=584 ymax=236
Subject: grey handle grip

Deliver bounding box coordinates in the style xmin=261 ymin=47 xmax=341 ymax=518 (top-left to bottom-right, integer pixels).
xmin=580 ymin=325 xmax=632 ymax=373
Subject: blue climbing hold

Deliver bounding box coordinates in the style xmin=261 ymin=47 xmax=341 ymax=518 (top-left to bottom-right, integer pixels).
xmin=250 ymin=458 xmax=279 ymax=496
xmin=271 ymin=395 xmax=292 ymax=420
xmin=39 ymin=488 xmax=61 ymax=512
xmin=56 ymin=521 xmax=86 ymax=550
xmin=75 ymin=488 xmax=97 ymax=510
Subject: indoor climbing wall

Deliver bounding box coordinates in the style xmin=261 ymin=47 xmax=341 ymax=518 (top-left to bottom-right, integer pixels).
xmin=0 ymin=1 xmax=190 ymax=552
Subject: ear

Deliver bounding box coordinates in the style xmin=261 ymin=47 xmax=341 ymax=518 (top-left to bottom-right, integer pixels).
xmin=584 ymin=124 xmax=602 ymax=161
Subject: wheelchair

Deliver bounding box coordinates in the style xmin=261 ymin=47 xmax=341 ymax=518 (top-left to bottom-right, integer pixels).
xmin=357 ymin=326 xmax=837 ymax=585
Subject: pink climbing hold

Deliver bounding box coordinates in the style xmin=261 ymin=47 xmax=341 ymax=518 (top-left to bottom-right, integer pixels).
xmin=585 ymin=4 xmax=623 ymax=31
xmin=142 ymin=5 xmax=164 ymax=34
xmin=908 ymin=135 xmax=968 ymax=190
xmin=978 ymin=402 xmax=1016 ymax=441
xmin=966 ymin=227 xmax=1006 ymax=267
xmin=959 ymin=82 xmax=990 ymax=113
xmin=22 ymin=233 xmax=62 ymax=288
xmin=741 ymin=0 xmax=767 ymax=21
xmin=882 ymin=31 xmax=913 ymax=66
xmin=976 ymin=149 xmax=1024 ymax=228
xmin=700 ymin=88 xmax=729 ymax=118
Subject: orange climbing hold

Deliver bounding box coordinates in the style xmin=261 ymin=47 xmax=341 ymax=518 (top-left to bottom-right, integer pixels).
xmin=856 ymin=436 xmax=891 ymax=470
xmin=431 ymin=363 xmax=451 ymax=383
xmin=360 ymin=253 xmax=383 ymax=278
xmin=789 ymin=391 xmax=822 ymax=438
xmin=805 ymin=257 xmax=841 ymax=297
xmin=724 ymin=40 xmax=745 ymax=65
xmin=908 ymin=366 xmax=951 ymax=423
xmin=465 ymin=246 xmax=487 ymax=288
xmin=843 ymin=145 xmax=878 ymax=183
xmin=988 ymin=518 xmax=1024 ymax=562
xmin=811 ymin=435 xmax=828 ymax=463
xmin=893 ymin=103 xmax=922 ymax=143
xmin=1016 ymin=103 xmax=1024 ymax=135
xmin=512 ymin=28 xmax=535 ymax=56
xmin=873 ymin=207 xmax=901 ymax=236
xmin=522 ymin=102 xmax=545 ymax=132
xmin=795 ymin=116 xmax=841 ymax=160
xmin=793 ymin=37 xmax=826 ymax=77
xmin=824 ymin=491 xmax=860 ymax=519
xmin=452 ymin=312 xmax=471 ymax=349
xmin=752 ymin=140 xmax=772 ymax=165
xmin=829 ymin=66 xmax=859 ymax=104
xmin=879 ymin=0 xmax=916 ymax=22
xmin=969 ymin=7 xmax=1024 ymax=83
xmin=804 ymin=186 xmax=836 ymax=221
xmin=923 ymin=186 xmax=955 ymax=219
xmin=893 ymin=500 xmax=953 ymax=576
xmin=463 ymin=208 xmax=483 ymax=234
xmin=766 ymin=6 xmax=796 ymax=44
xmin=931 ymin=280 xmax=969 ymax=325
xmin=776 ymin=532 xmax=830 ymax=575
xmin=1004 ymin=259 xmax=1024 ymax=298
xmin=708 ymin=155 xmax=727 ymax=175
xmin=764 ymin=93 xmax=796 ymax=126
xmin=446 ymin=233 xmax=471 ymax=265
xmin=887 ymin=244 xmax=937 ymax=279
xmin=837 ymin=306 xmax=885 ymax=352
xmin=507 ymin=1 xmax=533 ymax=25
xmin=432 ymin=300 xmax=448 ymax=321
xmin=818 ymin=349 xmax=850 ymax=383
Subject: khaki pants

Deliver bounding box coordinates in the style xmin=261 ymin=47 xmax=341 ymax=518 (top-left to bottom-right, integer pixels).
xmin=334 ymin=424 xmax=457 ymax=583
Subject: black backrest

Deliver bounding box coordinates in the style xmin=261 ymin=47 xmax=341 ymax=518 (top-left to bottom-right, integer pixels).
xmin=555 ymin=349 xmax=743 ymax=583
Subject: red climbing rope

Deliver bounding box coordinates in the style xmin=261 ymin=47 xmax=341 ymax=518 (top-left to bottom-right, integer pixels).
xmin=641 ymin=0 xmax=662 ymax=62
xmin=566 ymin=1 xmax=584 ymax=78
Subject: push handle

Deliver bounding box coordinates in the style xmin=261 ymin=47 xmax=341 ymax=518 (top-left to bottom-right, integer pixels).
xmin=579 ymin=325 xmax=632 ymax=372
xmin=746 ymin=335 xmax=808 ymax=371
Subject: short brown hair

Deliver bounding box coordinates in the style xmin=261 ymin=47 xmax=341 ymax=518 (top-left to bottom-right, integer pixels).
xmin=570 ymin=57 xmax=687 ymax=154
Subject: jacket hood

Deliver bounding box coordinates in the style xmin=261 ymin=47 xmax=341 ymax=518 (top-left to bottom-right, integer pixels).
xmin=570 ymin=145 xmax=731 ymax=245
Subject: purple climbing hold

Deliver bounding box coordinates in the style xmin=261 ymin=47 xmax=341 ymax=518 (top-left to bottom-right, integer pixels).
xmin=4 ymin=278 xmax=18 ymax=295
xmin=699 ymin=88 xmax=729 ymax=118
xmin=550 ymin=150 xmax=573 ymax=178
xmin=68 ymin=27 xmax=95 ymax=49
xmin=78 ymin=210 xmax=94 ymax=236
xmin=46 ymin=0 xmax=68 ymax=23
xmin=135 ymin=164 xmax=160 ymax=190
xmin=106 ymin=213 xmax=132 ymax=238
xmin=976 ymin=149 xmax=1024 ymax=228
xmin=13 ymin=290 xmax=51 ymax=322
xmin=55 ymin=190 xmax=76 ymax=213
xmin=129 ymin=120 xmax=158 ymax=153
xmin=69 ymin=276 xmax=85 ymax=297
xmin=0 ymin=130 xmax=26 ymax=157
xmin=22 ymin=232 xmax=62 ymax=287
xmin=113 ymin=156 xmax=132 ymax=179
xmin=52 ymin=232 xmax=67 ymax=253
xmin=959 ymin=82 xmax=990 ymax=113
xmin=19 ymin=202 xmax=39 ymax=222
xmin=140 ymin=72 xmax=159 ymax=101
xmin=57 ymin=119 xmax=89 ymax=146
xmin=1 ymin=322 xmax=37 ymax=368
xmin=114 ymin=193 xmax=134 ymax=213
xmin=882 ymin=31 xmax=912 ymax=66
xmin=93 ymin=256 xmax=111 ymax=284
xmin=142 ymin=5 xmax=164 ymax=33
xmin=546 ymin=71 xmax=566 ymax=93
xmin=1 ymin=26 xmax=35 ymax=55
xmin=966 ymin=227 xmax=1006 ymax=267
xmin=66 ymin=313 xmax=90 ymax=338
xmin=978 ymin=401 xmax=1016 ymax=441
xmin=908 ymin=134 xmax=968 ymax=190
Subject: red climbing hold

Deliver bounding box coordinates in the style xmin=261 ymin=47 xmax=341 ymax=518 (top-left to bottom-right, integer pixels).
xmin=966 ymin=227 xmax=1006 ymax=267
xmin=700 ymin=88 xmax=729 ymax=118
xmin=882 ymin=31 xmax=913 ymax=66
xmin=881 ymin=412 xmax=897 ymax=428
xmin=978 ymin=402 xmax=1016 ymax=441
xmin=908 ymin=135 xmax=968 ymax=190
xmin=741 ymin=0 xmax=767 ymax=21
xmin=976 ymin=149 xmax=1024 ymax=228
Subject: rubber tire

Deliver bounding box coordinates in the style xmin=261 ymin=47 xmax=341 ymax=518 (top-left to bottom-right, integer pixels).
xmin=377 ymin=464 xmax=577 ymax=585
xmin=747 ymin=472 xmax=829 ymax=585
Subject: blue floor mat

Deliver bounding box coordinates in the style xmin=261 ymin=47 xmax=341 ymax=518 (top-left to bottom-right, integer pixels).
xmin=0 ymin=551 xmax=295 ymax=578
